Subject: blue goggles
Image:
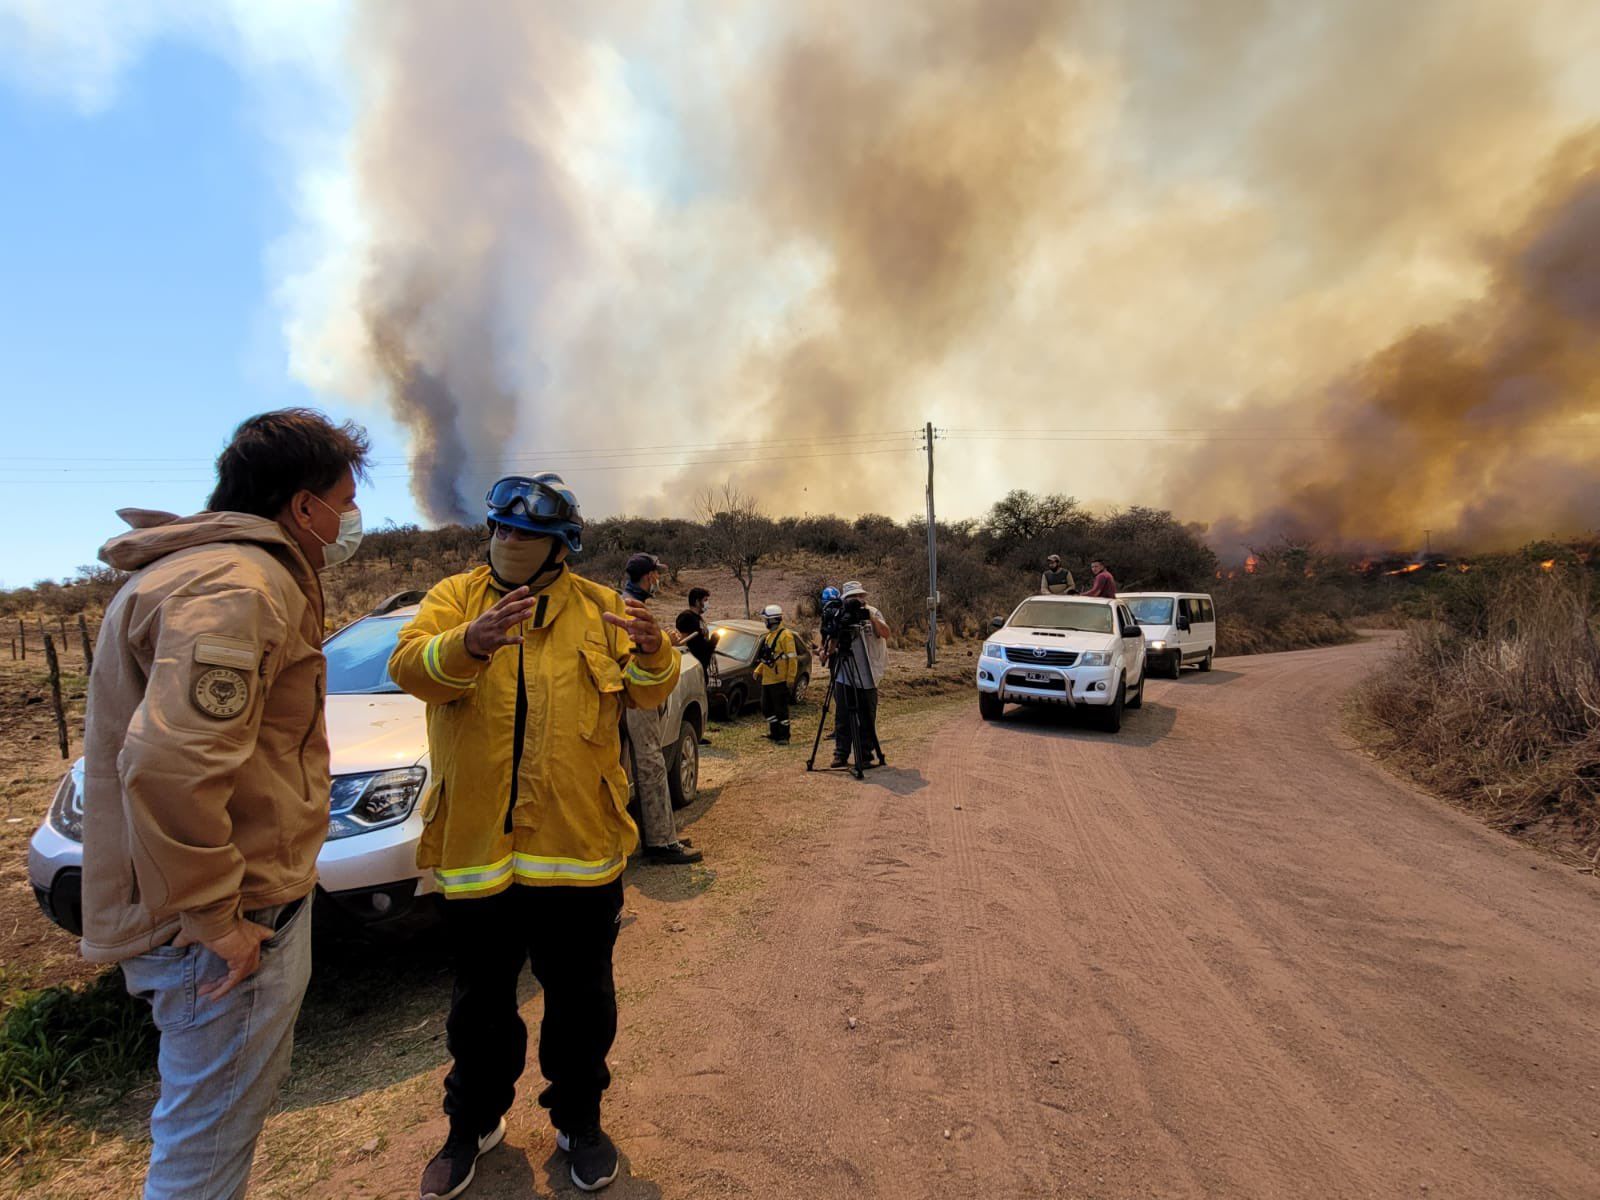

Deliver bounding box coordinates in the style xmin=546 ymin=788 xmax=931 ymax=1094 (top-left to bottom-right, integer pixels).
xmin=485 ymin=476 xmax=581 ymax=526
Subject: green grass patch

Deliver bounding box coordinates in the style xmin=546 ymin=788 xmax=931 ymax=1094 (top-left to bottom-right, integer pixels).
xmin=0 ymin=968 xmax=156 ymax=1160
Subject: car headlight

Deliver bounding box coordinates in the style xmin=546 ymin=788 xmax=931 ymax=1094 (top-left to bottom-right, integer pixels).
xmin=328 ymin=767 xmax=427 ymax=840
xmin=1149 ymin=640 xmax=1167 ymax=651
xmin=48 ymin=763 xmax=86 ymax=842
xmin=1078 ymin=651 xmax=1111 ymax=667
xmin=982 ymin=642 xmax=1004 ymax=659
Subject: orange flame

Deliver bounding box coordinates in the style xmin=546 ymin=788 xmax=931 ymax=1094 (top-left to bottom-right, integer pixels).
xmin=1540 ymin=559 xmax=1556 ymax=571
xmin=1244 ymin=554 xmax=1259 ymax=575
xmin=1385 ymin=562 xmax=1425 ymax=576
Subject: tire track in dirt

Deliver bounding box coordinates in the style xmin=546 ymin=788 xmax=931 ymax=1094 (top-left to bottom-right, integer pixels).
xmin=329 ymin=640 xmax=1600 ymax=1198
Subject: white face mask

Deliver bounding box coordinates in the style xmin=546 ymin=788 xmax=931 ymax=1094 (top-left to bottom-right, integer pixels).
xmin=310 ymin=495 xmax=363 ymax=570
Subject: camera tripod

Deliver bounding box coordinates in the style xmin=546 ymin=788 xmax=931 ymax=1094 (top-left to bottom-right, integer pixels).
xmin=805 ymin=655 xmax=886 ymax=780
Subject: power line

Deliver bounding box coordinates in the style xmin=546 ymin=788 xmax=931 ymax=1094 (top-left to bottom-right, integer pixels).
xmin=0 ymin=442 xmax=925 ymax=486
xmin=0 ymin=428 xmax=922 ymax=467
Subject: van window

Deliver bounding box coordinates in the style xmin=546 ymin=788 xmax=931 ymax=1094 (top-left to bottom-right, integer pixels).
xmin=1177 ymin=598 xmax=1193 ymax=622
xmin=1125 ymin=596 xmax=1173 ymax=625
xmin=1199 ymin=598 xmax=1215 ymax=624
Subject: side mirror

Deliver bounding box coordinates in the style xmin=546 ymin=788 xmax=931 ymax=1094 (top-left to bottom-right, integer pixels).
xmin=1125 ymin=626 xmax=1142 ymax=638
xmin=990 ymin=616 xmax=1005 ymax=630
xmin=1177 ymin=617 xmax=1191 ymax=632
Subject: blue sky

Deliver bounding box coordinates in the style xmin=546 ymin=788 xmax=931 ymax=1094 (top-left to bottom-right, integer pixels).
xmin=0 ymin=36 xmax=419 ymax=587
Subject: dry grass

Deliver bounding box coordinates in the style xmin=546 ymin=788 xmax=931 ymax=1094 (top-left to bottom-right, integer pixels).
xmin=1357 ymin=570 xmax=1600 ymax=863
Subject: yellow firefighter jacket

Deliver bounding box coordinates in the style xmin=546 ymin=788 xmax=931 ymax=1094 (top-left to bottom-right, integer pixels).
xmin=388 ymin=566 xmax=680 ymax=897
xmin=754 ymin=626 xmax=799 ymax=688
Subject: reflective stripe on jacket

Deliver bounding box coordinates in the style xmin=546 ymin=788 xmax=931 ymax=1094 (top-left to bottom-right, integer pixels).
xmin=388 ymin=566 xmax=679 ymax=897
xmin=754 ymin=626 xmax=799 ymax=687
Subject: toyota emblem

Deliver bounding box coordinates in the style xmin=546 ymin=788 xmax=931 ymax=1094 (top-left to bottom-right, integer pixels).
xmin=1033 ymin=647 xmax=1046 ymax=659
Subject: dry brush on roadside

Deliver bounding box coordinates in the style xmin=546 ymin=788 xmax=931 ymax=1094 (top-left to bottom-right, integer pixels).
xmin=1357 ymin=567 xmax=1600 ymax=862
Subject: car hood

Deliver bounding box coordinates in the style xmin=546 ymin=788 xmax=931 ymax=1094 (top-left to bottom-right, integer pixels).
xmin=326 ymin=692 xmax=429 ymax=775
xmin=989 ymin=628 xmax=1117 ymax=653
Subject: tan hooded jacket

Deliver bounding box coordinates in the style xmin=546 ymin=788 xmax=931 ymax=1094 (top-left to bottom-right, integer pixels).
xmin=80 ymin=509 xmax=330 ymax=964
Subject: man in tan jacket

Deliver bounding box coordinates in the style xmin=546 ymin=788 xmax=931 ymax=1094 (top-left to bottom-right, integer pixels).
xmin=81 ymin=408 xmax=369 ymax=1200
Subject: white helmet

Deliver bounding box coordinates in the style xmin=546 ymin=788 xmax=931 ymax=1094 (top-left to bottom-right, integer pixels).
xmin=840 ymin=580 xmax=866 ymax=599
xmin=762 ymin=603 xmax=783 ymax=626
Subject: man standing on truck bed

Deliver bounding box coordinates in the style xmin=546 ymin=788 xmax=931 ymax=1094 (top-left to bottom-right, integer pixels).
xmin=1085 ymin=558 xmax=1118 ymax=598
xmin=390 ymin=474 xmax=680 ymax=1198
xmin=1040 ymin=554 xmax=1076 ymax=595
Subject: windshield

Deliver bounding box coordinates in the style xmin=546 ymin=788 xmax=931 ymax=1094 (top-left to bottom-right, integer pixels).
xmin=325 ymin=615 xmax=407 ymax=694
xmin=1008 ymin=600 xmax=1113 ymax=635
xmin=1125 ymin=597 xmax=1175 ymax=625
xmin=713 ymin=629 xmax=758 ymax=662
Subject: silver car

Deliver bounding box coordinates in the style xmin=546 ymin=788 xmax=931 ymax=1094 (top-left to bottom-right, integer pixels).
xmin=28 ymin=593 xmax=708 ymax=936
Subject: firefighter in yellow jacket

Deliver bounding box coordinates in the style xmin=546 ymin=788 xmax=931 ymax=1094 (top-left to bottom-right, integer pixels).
xmin=755 ymin=603 xmax=799 ymax=744
xmin=389 ymin=474 xmax=678 ymax=1199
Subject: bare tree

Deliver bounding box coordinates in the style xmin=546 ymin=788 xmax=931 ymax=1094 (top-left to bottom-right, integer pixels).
xmin=695 ymin=482 xmax=777 ymax=618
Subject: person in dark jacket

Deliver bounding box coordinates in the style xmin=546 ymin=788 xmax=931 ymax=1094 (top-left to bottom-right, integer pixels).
xmin=673 ymin=587 xmax=716 ymax=675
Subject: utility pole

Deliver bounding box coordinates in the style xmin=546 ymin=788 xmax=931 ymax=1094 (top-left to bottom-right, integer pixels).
xmin=924 ymin=421 xmax=939 ymax=668
xmin=1423 ymin=529 xmax=1432 ymax=557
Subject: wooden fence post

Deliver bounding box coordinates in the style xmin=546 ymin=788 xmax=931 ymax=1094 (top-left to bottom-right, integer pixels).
xmin=79 ymin=614 xmax=95 ymax=675
xmin=17 ymin=619 xmax=25 ymax=660
xmin=44 ymin=634 xmax=69 ymax=760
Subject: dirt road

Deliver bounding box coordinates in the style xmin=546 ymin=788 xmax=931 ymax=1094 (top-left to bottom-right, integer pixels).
xmin=328 ymin=638 xmax=1600 ymax=1199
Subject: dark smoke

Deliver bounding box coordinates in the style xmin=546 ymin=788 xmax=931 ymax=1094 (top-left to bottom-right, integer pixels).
xmin=1178 ymin=137 xmax=1600 ymax=553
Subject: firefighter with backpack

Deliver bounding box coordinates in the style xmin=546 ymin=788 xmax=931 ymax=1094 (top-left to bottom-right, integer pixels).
xmin=755 ymin=603 xmax=799 ymax=744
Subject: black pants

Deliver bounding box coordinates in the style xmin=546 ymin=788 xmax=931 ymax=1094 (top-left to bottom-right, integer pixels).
xmin=832 ymin=683 xmax=879 ymax=763
xmin=441 ymin=880 xmax=623 ymax=1137
xmin=761 ymin=682 xmax=791 ymax=742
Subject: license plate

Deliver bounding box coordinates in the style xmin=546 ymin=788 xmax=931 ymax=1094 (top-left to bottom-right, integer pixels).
xmin=1025 ymin=671 xmax=1051 ymax=683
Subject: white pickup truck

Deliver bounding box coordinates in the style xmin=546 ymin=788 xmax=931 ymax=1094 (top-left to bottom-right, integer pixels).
xmin=974 ymin=595 xmax=1148 ymax=732
xmin=29 ymin=592 xmax=708 ymax=937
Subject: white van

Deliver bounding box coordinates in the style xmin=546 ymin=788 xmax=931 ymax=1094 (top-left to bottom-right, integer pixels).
xmin=1120 ymin=592 xmax=1216 ymax=678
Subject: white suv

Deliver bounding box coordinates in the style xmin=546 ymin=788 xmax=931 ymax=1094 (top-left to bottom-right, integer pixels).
xmin=975 ymin=595 xmax=1147 ymax=732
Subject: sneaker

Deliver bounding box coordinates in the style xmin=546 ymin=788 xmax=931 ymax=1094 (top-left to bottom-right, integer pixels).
xmin=556 ymin=1127 xmax=621 ymax=1192
xmin=829 ymin=754 xmax=849 ymax=769
xmin=640 ymin=841 xmax=703 ymax=865
xmin=419 ymin=1118 xmax=505 ymax=1200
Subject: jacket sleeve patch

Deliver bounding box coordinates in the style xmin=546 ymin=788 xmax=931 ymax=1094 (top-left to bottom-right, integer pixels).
xmin=193 ymin=635 xmax=260 ymax=671
xmin=192 ymin=667 xmax=252 ymax=719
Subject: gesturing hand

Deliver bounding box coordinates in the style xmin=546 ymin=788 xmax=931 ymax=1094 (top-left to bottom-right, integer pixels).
xmin=198 ymin=918 xmax=275 ymax=1001
xmin=603 ymin=597 xmax=663 ymax=654
xmin=466 ymin=586 xmax=539 ymax=658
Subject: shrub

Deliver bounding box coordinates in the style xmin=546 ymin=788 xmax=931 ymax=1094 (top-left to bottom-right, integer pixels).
xmin=1358 ymin=566 xmax=1600 ymax=858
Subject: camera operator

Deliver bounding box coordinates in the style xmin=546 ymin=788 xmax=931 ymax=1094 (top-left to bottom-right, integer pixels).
xmin=823 ymin=581 xmax=890 ymax=770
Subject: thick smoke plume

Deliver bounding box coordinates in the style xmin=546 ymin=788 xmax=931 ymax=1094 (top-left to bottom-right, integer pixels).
xmin=1183 ymin=141 xmax=1600 ymax=553
xmin=304 ymin=0 xmax=1600 ymax=546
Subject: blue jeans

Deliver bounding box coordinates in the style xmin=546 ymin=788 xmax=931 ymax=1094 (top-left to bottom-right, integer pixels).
xmin=120 ymin=893 xmax=314 ymax=1200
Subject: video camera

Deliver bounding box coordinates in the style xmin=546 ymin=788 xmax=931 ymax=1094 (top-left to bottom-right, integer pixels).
xmin=819 ymin=595 xmax=870 ymax=644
